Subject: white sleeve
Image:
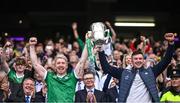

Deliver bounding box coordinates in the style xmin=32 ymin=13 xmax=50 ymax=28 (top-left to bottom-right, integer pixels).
xmin=73 ymin=70 xmax=78 ymax=79
xmin=43 ymin=70 xmax=48 ymax=80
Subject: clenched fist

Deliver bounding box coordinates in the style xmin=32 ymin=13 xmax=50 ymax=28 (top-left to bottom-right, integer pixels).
xmin=29 ymin=37 xmax=37 ymax=45
xmin=164 ymin=33 xmax=175 ymax=43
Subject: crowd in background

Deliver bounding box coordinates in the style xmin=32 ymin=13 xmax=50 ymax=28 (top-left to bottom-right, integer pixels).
xmin=0 ymin=21 xmax=179 ymax=103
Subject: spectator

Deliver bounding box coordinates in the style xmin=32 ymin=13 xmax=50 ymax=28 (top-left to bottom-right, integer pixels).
xmin=160 ymin=69 xmax=180 ymax=102
xmin=0 ymin=70 xmax=9 ymax=102
xmin=8 ymin=78 xmax=36 ymax=102
xmin=106 ymin=77 xmax=119 ymax=102
xmin=34 ymin=71 xmax=44 ymax=93
xmin=75 ymin=71 xmax=105 ymax=102
xmin=29 ymin=37 xmax=88 ymax=102
xmin=72 ymin=22 xmax=84 ymax=49
xmin=0 ymin=47 xmax=34 ymax=99
xmin=97 ymin=33 xmax=175 ymax=102
xmin=122 ymin=53 xmax=132 ymax=68
xmin=105 ymin=21 xmax=117 ymax=43
xmin=112 ymin=50 xmax=123 ymax=68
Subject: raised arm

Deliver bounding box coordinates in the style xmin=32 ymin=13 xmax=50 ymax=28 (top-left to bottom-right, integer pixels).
xmin=72 ymin=22 xmax=84 ymax=50
xmin=97 ymin=48 xmax=123 ymax=79
xmin=72 ymin=22 xmax=79 ymax=39
xmin=0 ymin=47 xmax=10 ymax=73
xmin=105 ymin=21 xmax=117 ymax=42
xmin=152 ymin=33 xmax=175 ymax=77
xmin=29 ymin=37 xmax=47 ymax=79
xmin=74 ymin=44 xmax=88 ymax=78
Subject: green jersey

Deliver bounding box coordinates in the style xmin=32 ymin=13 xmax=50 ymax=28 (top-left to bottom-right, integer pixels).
xmin=45 ymin=71 xmax=77 ymax=102
xmin=8 ymin=69 xmax=33 ymax=84
xmin=8 ymin=69 xmax=24 ymax=84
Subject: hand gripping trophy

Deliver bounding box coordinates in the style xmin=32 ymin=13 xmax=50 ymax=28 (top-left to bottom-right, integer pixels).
xmin=86 ymin=22 xmax=113 ymax=73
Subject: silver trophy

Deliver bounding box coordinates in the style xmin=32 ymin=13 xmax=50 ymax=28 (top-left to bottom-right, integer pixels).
xmin=87 ymin=22 xmax=113 ymax=73
xmin=88 ymin=22 xmax=111 ymax=47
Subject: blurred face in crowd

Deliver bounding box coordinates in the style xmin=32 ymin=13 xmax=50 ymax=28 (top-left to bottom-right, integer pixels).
xmin=55 ymin=57 xmax=68 ymax=75
xmin=54 ymin=42 xmax=60 ymax=50
xmin=15 ymin=59 xmax=26 ymax=73
xmin=23 ymin=79 xmax=35 ymax=96
xmin=59 ymin=38 xmax=65 ymax=48
xmin=114 ymin=43 xmax=122 ymax=51
xmin=36 ymin=44 xmax=44 ymax=54
xmin=5 ymin=46 xmax=14 ymax=60
xmin=171 ymin=77 xmax=180 ymax=89
xmin=132 ymin=54 xmax=144 ymax=69
xmin=176 ymin=48 xmax=180 ymax=56
xmin=45 ymin=40 xmax=54 ymax=55
xmin=113 ymin=50 xmax=121 ymax=61
xmin=69 ymin=55 xmax=79 ymax=69
xmin=69 ymin=50 xmax=77 ymax=57
xmin=73 ymin=41 xmax=79 ymax=51
xmin=83 ymin=73 xmax=95 ymax=89
xmin=45 ymin=45 xmax=54 ymax=56
xmin=125 ymin=55 xmax=132 ymax=65
xmin=26 ymin=59 xmax=33 ymax=71
xmin=154 ymin=41 xmax=161 ymax=47
xmin=34 ymin=71 xmax=43 ymax=82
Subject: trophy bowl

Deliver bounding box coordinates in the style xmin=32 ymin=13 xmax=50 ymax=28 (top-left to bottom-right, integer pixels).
xmin=90 ymin=22 xmax=110 ymax=46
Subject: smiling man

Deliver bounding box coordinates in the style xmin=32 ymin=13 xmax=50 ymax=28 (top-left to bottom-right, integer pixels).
xmin=161 ymin=69 xmax=180 ymax=102
xmin=29 ymin=37 xmax=88 ymax=102
xmin=75 ymin=71 xmax=105 ymax=102
xmin=98 ymin=33 xmax=175 ymax=102
xmin=8 ymin=78 xmax=35 ymax=102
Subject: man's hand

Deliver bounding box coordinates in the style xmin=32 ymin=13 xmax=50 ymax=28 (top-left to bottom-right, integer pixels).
xmin=105 ymin=21 xmax=112 ymax=28
xmin=164 ymin=33 xmax=175 ymax=43
xmin=72 ymin=22 xmax=77 ymax=30
xmin=29 ymin=37 xmax=37 ymax=46
xmin=85 ymin=31 xmax=93 ymax=40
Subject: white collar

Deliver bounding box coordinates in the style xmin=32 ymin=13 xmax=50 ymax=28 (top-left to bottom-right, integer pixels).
xmin=57 ymin=73 xmax=67 ymax=78
xmin=86 ymin=87 xmax=95 ymax=93
xmin=35 ymin=81 xmax=43 ymax=85
xmin=16 ymin=73 xmax=24 ymax=78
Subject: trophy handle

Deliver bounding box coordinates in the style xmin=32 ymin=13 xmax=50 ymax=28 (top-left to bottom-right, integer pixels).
xmin=104 ymin=29 xmax=112 ymax=44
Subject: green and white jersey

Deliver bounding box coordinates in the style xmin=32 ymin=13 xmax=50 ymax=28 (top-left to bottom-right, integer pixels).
xmin=8 ymin=69 xmax=24 ymax=84
xmin=45 ymin=71 xmax=77 ymax=102
xmin=8 ymin=69 xmax=33 ymax=84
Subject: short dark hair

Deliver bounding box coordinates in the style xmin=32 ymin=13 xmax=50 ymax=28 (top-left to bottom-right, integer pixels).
xmin=132 ymin=50 xmax=144 ymax=58
xmin=83 ymin=71 xmax=95 ymax=78
xmin=15 ymin=57 xmax=26 ymax=65
xmin=23 ymin=77 xmax=35 ymax=84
